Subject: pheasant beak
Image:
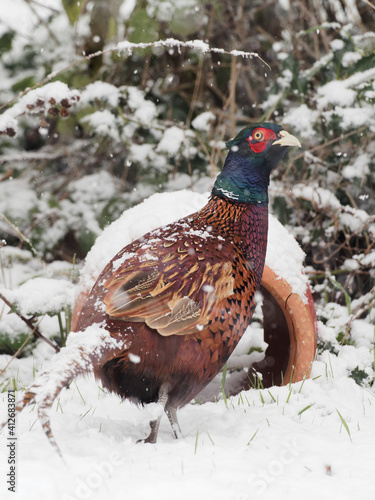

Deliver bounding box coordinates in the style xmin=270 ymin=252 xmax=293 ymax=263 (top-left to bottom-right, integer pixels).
xmin=273 ymin=130 xmax=301 ymax=148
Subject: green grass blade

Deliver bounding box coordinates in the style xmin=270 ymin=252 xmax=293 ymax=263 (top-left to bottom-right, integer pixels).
xmin=207 ymin=431 xmax=215 ymax=445
xmin=298 ymin=403 xmax=315 ymax=416
xmin=336 ymin=409 xmax=352 ymax=441
xmin=259 ymin=391 xmax=265 ymax=405
xmin=268 ymin=390 xmax=276 ymax=403
xmin=194 ymin=429 xmax=199 ymax=454
xmin=221 ymin=363 xmax=228 ymax=408
xmin=329 ymin=276 xmax=352 ymax=315
xmin=247 ymin=428 xmax=259 ymax=445
xmin=286 ymin=386 xmax=293 ymax=404
xmin=221 ymin=362 xmax=227 ymax=386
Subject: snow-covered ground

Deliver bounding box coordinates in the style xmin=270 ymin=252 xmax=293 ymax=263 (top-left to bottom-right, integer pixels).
xmin=2 ymin=371 xmax=375 ymax=500
xmin=0 ymin=190 xmax=374 ymax=500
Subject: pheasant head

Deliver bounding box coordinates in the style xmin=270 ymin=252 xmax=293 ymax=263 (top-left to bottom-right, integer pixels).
xmin=212 ymin=123 xmax=301 ymax=204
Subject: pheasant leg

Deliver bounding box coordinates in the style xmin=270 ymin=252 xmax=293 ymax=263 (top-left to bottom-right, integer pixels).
xmin=138 ymin=383 xmax=170 ymax=443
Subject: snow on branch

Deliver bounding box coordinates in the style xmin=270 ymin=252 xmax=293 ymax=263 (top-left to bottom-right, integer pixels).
xmin=0 ymin=38 xmax=268 ymax=138
xmin=291 ymin=183 xmax=374 ymax=236
xmin=0 ymin=82 xmax=80 ymax=137
xmin=116 ymin=38 xmax=267 ymax=65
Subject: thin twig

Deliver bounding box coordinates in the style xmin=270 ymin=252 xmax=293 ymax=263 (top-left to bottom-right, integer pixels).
xmin=0 ymin=326 xmax=38 ymax=379
xmin=0 ymin=169 xmax=13 ymax=182
xmin=0 ymin=292 xmax=60 ymax=353
xmin=186 ymin=53 xmax=204 ymax=128
xmin=229 ymin=56 xmax=241 ymax=138
xmin=0 ymin=213 xmax=44 ymax=264
xmin=362 ymin=0 xmax=375 ymax=10
xmin=341 ymin=296 xmax=375 ymax=345
xmin=0 ymin=151 xmax=63 ymax=164
xmin=282 ymin=126 xmax=367 ymax=180
xmin=24 ymin=0 xmax=59 ymax=43
xmin=25 ymin=0 xmax=60 ymax=15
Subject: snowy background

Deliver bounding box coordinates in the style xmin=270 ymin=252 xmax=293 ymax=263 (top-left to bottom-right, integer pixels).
xmin=0 ymin=1 xmax=375 ymax=499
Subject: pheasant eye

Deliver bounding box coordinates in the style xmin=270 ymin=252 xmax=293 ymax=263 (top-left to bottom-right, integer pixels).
xmin=253 ymin=130 xmax=264 ymax=141
xmin=246 ymin=127 xmax=277 ymax=153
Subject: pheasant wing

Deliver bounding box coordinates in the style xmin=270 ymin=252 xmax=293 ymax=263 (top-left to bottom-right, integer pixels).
xmin=103 ymin=232 xmax=235 ymax=336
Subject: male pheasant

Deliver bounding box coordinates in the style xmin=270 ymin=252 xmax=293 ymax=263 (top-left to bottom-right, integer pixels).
xmin=14 ymin=122 xmax=301 ymax=447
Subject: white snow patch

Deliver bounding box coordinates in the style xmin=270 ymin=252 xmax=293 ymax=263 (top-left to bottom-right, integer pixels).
xmin=329 ymin=106 xmax=373 ymax=130
xmin=353 ymin=251 xmax=375 ymax=268
xmin=0 ymin=178 xmax=38 ymax=220
xmin=330 ymin=39 xmax=345 ymax=51
xmin=127 ymin=87 xmax=157 ymax=124
xmin=0 ymin=0 xmax=61 ymax=37
xmin=341 ymin=51 xmax=362 ymax=67
xmin=342 ymin=153 xmax=370 ymax=180
xmin=82 ymin=109 xmax=120 ymax=141
xmin=69 ymin=171 xmax=118 ymax=204
xmin=192 ymin=111 xmax=216 ymax=131
xmin=266 ymin=216 xmax=307 ymax=300
xmin=317 ymin=80 xmax=357 ymax=108
xmin=156 ymin=126 xmax=185 ymax=155
xmin=79 ymin=82 xmax=121 ymax=108
xmin=120 ymin=0 xmax=137 ymax=20
xmin=0 ymin=278 xmax=75 ymax=317
xmin=283 ymin=104 xmax=318 ymax=139
xmin=128 ymin=352 xmax=141 ymax=364
xmin=292 ymin=184 xmax=341 ymax=211
xmin=129 ymin=143 xmax=155 ymax=163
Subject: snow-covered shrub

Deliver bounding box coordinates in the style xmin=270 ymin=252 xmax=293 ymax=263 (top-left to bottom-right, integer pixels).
xmin=264 ymin=22 xmax=375 ymax=322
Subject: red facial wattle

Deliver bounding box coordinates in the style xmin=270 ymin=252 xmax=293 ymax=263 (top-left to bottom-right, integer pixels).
xmin=246 ymin=127 xmax=277 ymax=153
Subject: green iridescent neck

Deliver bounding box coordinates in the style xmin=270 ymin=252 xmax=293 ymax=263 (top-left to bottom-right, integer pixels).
xmin=211 ymin=171 xmax=269 ymax=204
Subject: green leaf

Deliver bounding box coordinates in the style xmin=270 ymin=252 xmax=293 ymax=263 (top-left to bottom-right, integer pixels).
xmin=128 ymin=10 xmax=159 ymax=44
xmin=11 ymin=76 xmax=36 ymax=93
xmin=169 ymin=6 xmax=203 ymax=37
xmin=349 ymin=53 xmax=375 ymax=76
xmin=350 ymin=366 xmax=368 ymax=386
xmin=0 ymin=31 xmax=15 ymax=54
xmin=0 ymin=333 xmax=31 ymax=357
xmin=77 ymin=229 xmax=97 ymax=257
xmin=62 ymin=0 xmax=85 ymax=25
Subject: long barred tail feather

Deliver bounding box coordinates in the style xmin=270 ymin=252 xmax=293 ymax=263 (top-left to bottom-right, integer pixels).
xmin=38 ymin=403 xmax=64 ymax=459
xmin=1 ymin=324 xmax=123 ymax=457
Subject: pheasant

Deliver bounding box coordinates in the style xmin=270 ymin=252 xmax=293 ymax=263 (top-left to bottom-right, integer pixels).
xmin=11 ymin=122 xmax=300 ymax=449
